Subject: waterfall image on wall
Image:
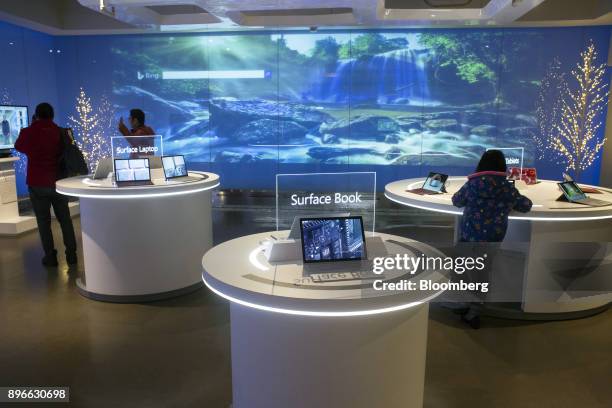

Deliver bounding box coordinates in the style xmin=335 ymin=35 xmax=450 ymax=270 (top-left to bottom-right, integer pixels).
xmin=103 ymin=28 xmax=610 ymax=186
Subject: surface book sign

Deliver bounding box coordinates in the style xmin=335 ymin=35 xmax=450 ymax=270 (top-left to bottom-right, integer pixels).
xmin=275 ymin=172 xmax=377 ymax=233
xmin=290 ymin=192 xmax=362 ymax=206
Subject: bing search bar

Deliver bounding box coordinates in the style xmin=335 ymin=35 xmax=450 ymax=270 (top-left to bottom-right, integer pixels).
xmin=162 ymin=70 xmax=266 ymax=79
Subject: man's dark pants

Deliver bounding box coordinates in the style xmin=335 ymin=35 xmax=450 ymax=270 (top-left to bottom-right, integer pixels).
xmin=28 ymin=187 xmax=77 ymax=257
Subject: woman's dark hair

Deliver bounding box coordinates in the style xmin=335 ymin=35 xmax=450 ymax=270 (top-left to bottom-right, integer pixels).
xmin=130 ymin=108 xmax=145 ymax=125
xmin=476 ymin=149 xmax=507 ymax=173
xmin=35 ymin=103 xmax=54 ymax=120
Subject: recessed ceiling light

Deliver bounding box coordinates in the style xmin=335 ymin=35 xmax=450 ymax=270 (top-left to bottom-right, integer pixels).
xmin=431 ymin=14 xmax=436 ymax=17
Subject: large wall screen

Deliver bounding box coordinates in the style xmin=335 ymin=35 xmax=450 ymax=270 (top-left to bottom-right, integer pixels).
xmin=52 ymin=27 xmax=611 ymax=189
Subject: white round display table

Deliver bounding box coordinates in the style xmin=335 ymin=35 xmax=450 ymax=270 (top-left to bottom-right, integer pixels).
xmin=57 ymin=171 xmax=219 ymax=302
xmin=203 ymin=231 xmax=449 ymax=408
xmin=386 ymin=178 xmax=612 ymax=221
xmin=385 ymin=178 xmax=612 ymax=319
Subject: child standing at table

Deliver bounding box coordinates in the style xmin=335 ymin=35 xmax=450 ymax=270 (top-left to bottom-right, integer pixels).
xmin=452 ymin=150 xmax=532 ymax=243
xmin=451 ymin=150 xmax=532 ymax=328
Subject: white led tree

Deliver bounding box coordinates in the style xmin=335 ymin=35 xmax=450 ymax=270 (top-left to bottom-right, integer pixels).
xmin=68 ymin=88 xmax=114 ymax=171
xmin=549 ymin=42 xmax=610 ymax=181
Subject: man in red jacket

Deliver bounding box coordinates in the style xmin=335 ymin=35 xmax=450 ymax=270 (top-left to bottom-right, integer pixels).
xmin=118 ymin=108 xmax=155 ymax=137
xmin=15 ymin=103 xmax=77 ymax=267
xmin=118 ymin=108 xmax=156 ymax=158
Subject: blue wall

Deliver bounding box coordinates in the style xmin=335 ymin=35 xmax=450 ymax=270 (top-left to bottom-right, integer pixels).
xmin=1 ymin=22 xmax=610 ymax=194
xmin=0 ymin=21 xmax=60 ymax=195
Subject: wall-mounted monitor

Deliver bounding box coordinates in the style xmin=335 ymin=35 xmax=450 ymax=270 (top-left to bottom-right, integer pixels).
xmin=0 ymin=105 xmax=28 ymax=150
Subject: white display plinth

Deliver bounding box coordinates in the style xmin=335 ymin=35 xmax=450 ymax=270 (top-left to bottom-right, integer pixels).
xmin=386 ymin=177 xmax=612 ymax=319
xmin=57 ymin=171 xmax=220 ymax=302
xmin=230 ymin=302 xmax=428 ymax=408
xmin=203 ymin=231 xmax=448 ymax=408
xmin=0 ymin=156 xmax=36 ymax=235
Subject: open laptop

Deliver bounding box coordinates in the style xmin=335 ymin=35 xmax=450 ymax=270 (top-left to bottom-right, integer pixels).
xmin=558 ymin=181 xmax=611 ymax=207
xmin=149 ymin=156 xmax=163 ymax=169
xmin=161 ymin=155 xmax=201 ymax=182
xmin=407 ymin=172 xmax=448 ymax=195
xmin=286 ymin=212 xmax=350 ymax=239
xmin=114 ymin=158 xmax=153 ymax=187
xmin=300 ymin=216 xmax=372 ymax=276
xmin=93 ymin=157 xmax=113 ymax=180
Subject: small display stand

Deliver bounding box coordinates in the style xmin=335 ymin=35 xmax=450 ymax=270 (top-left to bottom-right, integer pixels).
xmin=0 ymin=156 xmax=36 ymax=235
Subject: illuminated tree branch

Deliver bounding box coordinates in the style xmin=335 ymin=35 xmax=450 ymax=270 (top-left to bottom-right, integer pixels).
xmin=68 ymin=88 xmax=114 ymax=171
xmin=549 ymin=42 xmax=610 ymax=180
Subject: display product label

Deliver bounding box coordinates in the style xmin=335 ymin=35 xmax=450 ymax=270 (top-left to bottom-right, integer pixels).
xmin=487 ymin=147 xmax=525 ymax=178
xmin=275 ymin=172 xmax=377 ymax=234
xmin=111 ymin=135 xmax=164 ymax=160
xmin=310 ymin=271 xmax=379 ymax=283
xmin=290 ymin=192 xmax=362 ymax=206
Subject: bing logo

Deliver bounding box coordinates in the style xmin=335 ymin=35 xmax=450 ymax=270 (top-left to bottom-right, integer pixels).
xmin=137 ymin=71 xmax=160 ymax=80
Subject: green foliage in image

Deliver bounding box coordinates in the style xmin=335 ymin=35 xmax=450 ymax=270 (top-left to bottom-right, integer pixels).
xmin=455 ymin=61 xmax=495 ymax=83
xmin=418 ymin=31 xmax=544 ymax=104
xmin=339 ymin=33 xmax=408 ymax=59
xmin=310 ymin=37 xmax=340 ymax=71
xmin=419 ymin=31 xmax=545 ymax=84
xmin=418 ymin=33 xmax=497 ymax=84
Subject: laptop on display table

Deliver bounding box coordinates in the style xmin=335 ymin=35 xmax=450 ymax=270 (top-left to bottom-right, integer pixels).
xmin=407 ymin=172 xmax=448 ymax=195
xmin=299 ymin=216 xmax=374 ymax=277
xmin=286 ymin=212 xmax=350 ymax=240
xmin=161 ymin=155 xmax=201 ymax=183
xmin=114 ymin=158 xmax=153 ymax=187
xmin=558 ymin=181 xmax=611 ymax=207
xmin=300 ymin=216 xmax=367 ymax=263
xmin=93 ymin=157 xmax=113 ymax=180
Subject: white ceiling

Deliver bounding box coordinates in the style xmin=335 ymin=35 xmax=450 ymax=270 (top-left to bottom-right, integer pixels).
xmin=0 ymin=0 xmax=610 ymax=35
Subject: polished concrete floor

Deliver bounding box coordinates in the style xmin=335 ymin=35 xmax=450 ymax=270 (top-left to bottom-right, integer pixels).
xmin=1 ymin=193 xmax=611 ymax=407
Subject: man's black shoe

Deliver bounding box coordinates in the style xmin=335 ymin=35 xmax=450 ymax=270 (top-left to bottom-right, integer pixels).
xmin=42 ymin=250 xmax=58 ymax=267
